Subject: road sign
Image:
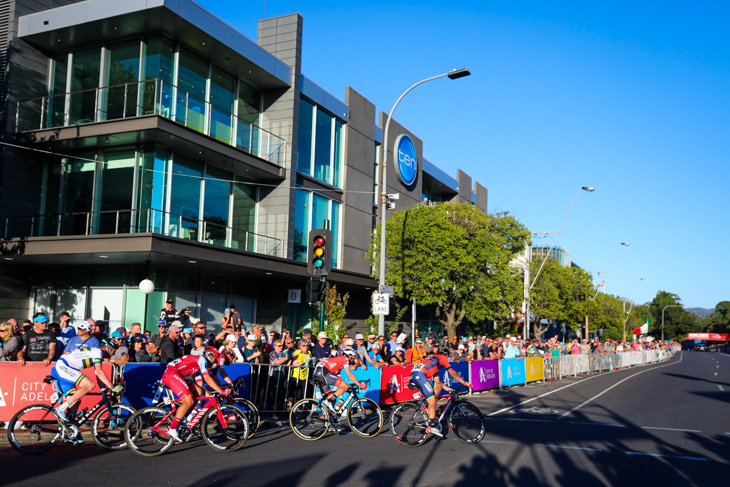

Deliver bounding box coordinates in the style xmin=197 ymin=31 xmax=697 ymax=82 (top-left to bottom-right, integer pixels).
xmin=372 ymin=293 xmax=390 ymax=315
xmin=288 ymin=289 xmax=301 ymax=303
xmin=379 ymin=285 xmax=394 ymax=297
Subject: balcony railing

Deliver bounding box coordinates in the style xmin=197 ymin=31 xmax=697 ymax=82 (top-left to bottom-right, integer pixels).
xmin=3 ymin=208 xmax=284 ymax=258
xmin=15 ymin=78 xmax=285 ymax=166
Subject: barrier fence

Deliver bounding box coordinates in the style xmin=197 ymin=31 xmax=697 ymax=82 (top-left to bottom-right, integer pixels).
xmin=0 ymin=349 xmax=678 ymax=421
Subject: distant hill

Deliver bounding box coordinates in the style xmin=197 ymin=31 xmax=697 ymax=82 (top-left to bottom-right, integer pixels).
xmin=686 ymin=307 xmax=713 ymax=318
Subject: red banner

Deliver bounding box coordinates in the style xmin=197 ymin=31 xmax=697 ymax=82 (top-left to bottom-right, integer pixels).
xmin=379 ymin=364 xmax=415 ymax=404
xmin=0 ymin=362 xmax=113 ymax=421
xmin=685 ymin=333 xmax=728 ymax=341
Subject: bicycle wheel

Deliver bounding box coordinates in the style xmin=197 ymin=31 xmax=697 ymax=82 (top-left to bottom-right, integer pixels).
xmin=448 ymin=401 xmax=486 ymax=444
xmin=124 ymin=406 xmax=175 ymax=457
xmin=389 ymin=402 xmax=429 ymax=447
xmin=201 ymin=404 xmax=249 ymax=452
xmin=91 ymin=403 xmax=136 ymax=449
xmin=347 ymin=397 xmax=383 ymax=437
xmin=6 ymin=404 xmax=62 ymax=454
xmin=289 ymin=399 xmax=329 ymax=441
xmin=231 ymin=396 xmax=260 ymax=438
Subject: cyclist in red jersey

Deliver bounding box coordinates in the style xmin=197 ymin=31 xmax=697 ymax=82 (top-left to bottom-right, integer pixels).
xmin=313 ymin=348 xmax=367 ymax=403
xmin=161 ymin=346 xmax=235 ymax=442
xmin=410 ymin=353 xmax=470 ymax=436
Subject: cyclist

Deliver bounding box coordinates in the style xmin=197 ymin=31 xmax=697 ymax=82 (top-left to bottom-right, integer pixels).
xmin=161 ymin=346 xmax=235 ymax=442
xmin=312 ymin=347 xmax=367 ymax=404
xmin=51 ymin=339 xmax=118 ymax=443
xmin=409 ymin=352 xmax=471 ymax=437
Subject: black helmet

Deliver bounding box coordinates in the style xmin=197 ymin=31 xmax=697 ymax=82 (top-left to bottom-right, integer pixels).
xmin=101 ymin=338 xmax=118 ymax=351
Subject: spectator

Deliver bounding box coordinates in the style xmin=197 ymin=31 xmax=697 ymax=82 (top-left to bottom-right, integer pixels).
xmin=190 ymin=323 xmax=208 ymax=346
xmin=149 ymin=320 xmax=169 ymax=362
xmin=160 ymin=298 xmax=178 ymax=325
xmin=300 ymin=328 xmax=313 ymax=342
xmin=64 ymin=319 xmax=100 ymax=352
xmin=384 ymin=331 xmax=399 ymax=359
xmin=229 ymin=304 xmax=243 ymax=331
xmin=312 ymin=331 xmax=332 ymax=361
xmin=503 ymin=337 xmax=519 ymax=359
xmin=127 ymin=322 xmax=148 ymax=347
xmin=144 ymin=330 xmax=151 ymax=338
xmin=390 ymin=346 xmax=407 ymax=367
xmin=366 ymin=334 xmax=376 ymax=351
xmin=159 ymin=322 xmax=183 ymax=363
xmin=109 ymin=330 xmax=130 ymax=365
xmin=405 ymin=338 xmax=428 ymax=364
xmin=283 ymin=336 xmax=296 ymax=361
xmin=0 ymin=322 xmax=21 ymax=361
xmin=267 ymin=338 xmax=289 ymax=410
xmin=93 ymin=320 xmax=108 ymax=343
xmin=182 ymin=328 xmax=194 ymax=353
xmin=353 ymin=333 xmax=377 ymax=369
xmin=337 ymin=334 xmax=351 ymax=352
xmin=288 ymin=338 xmax=313 ymax=405
xmin=395 ymin=324 xmax=410 ymax=348
xmin=422 ymin=335 xmax=435 ymax=354
xmin=579 ymin=339 xmax=591 ymax=354
xmin=220 ymin=333 xmax=244 ymax=363
xmin=48 ymin=322 xmax=65 ymax=359
xmin=376 ymin=335 xmax=389 ymax=361
xmin=593 ymin=339 xmax=604 ymax=354
xmin=129 ymin=336 xmax=151 ymax=362
xmin=242 ymin=334 xmax=263 ymax=364
xmin=221 ymin=308 xmax=235 ymax=329
xmin=448 ymin=335 xmax=459 ymax=352
xmin=7 ymin=318 xmax=19 ymax=336
xmin=450 ymin=343 xmax=471 ymax=362
xmin=570 ymin=340 xmax=581 ymax=355
xmin=17 ymin=314 xmax=56 ymax=367
xmin=190 ymin=335 xmax=207 ymax=356
xmin=58 ymin=311 xmax=76 ymax=346
xmin=368 ymin=343 xmax=388 ymax=366
xmin=178 ymin=308 xmax=193 ymax=328
xmin=483 ymin=338 xmax=498 ymax=359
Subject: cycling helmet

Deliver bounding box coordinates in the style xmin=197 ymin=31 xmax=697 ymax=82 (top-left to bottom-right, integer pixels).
xmin=100 ymin=338 xmax=119 ymax=351
xmin=203 ymin=346 xmax=220 ymax=367
xmin=342 ymin=347 xmax=357 ymax=359
xmin=219 ymin=348 xmax=235 ymax=367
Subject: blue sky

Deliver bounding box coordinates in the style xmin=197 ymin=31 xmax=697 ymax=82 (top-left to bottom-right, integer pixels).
xmin=198 ymin=0 xmax=729 ymax=309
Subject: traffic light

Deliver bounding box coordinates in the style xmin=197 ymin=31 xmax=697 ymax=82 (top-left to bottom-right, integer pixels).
xmin=307 ymin=228 xmax=332 ymax=276
xmin=306 ymin=278 xmax=326 ymax=303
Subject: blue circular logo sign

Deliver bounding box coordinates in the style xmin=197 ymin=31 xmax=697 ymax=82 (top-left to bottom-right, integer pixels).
xmin=394 ymin=134 xmax=418 ymax=187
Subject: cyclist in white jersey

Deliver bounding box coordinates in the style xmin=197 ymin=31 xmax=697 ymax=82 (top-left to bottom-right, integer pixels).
xmin=52 ymin=339 xmax=116 ymax=428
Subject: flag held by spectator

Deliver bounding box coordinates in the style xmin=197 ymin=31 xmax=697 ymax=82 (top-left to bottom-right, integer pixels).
xmin=633 ymin=319 xmax=649 ymax=335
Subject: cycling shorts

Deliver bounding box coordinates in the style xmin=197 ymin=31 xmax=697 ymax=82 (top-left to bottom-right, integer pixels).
xmin=410 ymin=371 xmax=435 ymax=400
xmin=162 ymin=368 xmax=194 ymax=400
xmin=51 ymin=358 xmax=87 ymax=395
xmin=313 ymin=362 xmax=343 ymax=395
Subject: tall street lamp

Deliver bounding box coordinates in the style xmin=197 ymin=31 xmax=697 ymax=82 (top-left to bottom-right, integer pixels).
xmin=622 ymin=277 xmax=645 ymax=341
xmin=593 ymin=242 xmax=629 ymax=299
xmin=524 ymin=186 xmax=594 ymax=338
xmin=377 ymin=68 xmax=471 ymax=337
xmin=662 ymin=304 xmax=683 ymax=341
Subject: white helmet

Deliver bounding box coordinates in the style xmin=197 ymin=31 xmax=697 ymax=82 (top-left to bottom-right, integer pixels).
xmin=342 ymin=347 xmax=356 ymax=359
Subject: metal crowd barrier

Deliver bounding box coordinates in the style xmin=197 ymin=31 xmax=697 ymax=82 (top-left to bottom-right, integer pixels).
xmin=249 ymin=363 xmax=318 ymax=413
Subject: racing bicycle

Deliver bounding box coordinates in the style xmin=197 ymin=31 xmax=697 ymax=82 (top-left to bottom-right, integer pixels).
xmin=289 ymin=379 xmax=383 ymax=440
xmin=389 ymin=384 xmax=485 ymax=447
xmin=6 ymin=377 xmax=135 ymax=453
xmin=125 ymin=388 xmax=248 ymax=456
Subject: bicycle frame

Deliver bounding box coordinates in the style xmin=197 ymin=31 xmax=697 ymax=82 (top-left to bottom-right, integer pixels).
xmin=44 ymin=376 xmax=122 ymax=428
xmin=315 ymin=379 xmax=369 ymax=419
xmin=150 ymin=394 xmax=229 ymax=437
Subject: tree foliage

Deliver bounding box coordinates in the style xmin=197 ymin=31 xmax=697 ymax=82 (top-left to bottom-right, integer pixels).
xmin=311 ymin=284 xmax=351 ymax=342
xmin=368 ymin=203 xmax=530 ymax=338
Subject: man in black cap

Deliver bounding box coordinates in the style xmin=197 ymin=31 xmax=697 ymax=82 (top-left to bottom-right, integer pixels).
xmin=160 ymin=298 xmax=178 ymax=325
xmin=229 ymin=304 xmax=243 ymax=331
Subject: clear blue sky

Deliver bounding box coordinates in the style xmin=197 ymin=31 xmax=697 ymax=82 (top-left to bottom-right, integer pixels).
xmin=198 ymin=0 xmax=729 ymax=310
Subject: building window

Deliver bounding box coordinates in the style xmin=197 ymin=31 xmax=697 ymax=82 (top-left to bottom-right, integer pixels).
xmin=296 ymin=97 xmax=343 ymax=188
xmin=293 ymin=188 xmax=341 ymax=268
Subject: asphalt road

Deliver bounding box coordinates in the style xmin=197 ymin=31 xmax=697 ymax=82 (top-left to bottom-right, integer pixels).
xmin=2 ymin=351 xmax=728 ymax=487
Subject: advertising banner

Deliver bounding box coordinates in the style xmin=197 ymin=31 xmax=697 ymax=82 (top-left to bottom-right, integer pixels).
xmin=686 ymin=333 xmax=728 ymax=341
xmin=340 ymin=365 xmax=382 ymax=404
xmin=0 ymin=362 xmax=113 ymax=422
xmin=438 ymin=361 xmax=470 ymax=396
xmin=122 ymin=363 xmax=251 ymax=409
xmin=470 ymin=360 xmax=500 ymax=391
xmin=525 ymin=357 xmax=544 ymax=383
xmin=379 ymin=365 xmax=414 ymax=404
xmin=501 ymin=358 xmax=526 ymax=386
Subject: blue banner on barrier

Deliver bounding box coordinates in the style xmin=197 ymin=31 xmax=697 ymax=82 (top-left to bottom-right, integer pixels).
xmin=122 ymin=363 xmax=251 ymax=409
xmin=340 ymin=365 xmax=382 ymax=404
xmin=438 ymin=361 xmax=470 ymax=396
xmin=500 ymin=359 xmax=526 ymax=386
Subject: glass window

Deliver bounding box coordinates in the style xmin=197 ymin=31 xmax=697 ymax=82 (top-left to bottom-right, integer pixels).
xmin=168 ymin=270 xmax=200 ymax=292
xmin=62 ymin=156 xmax=96 ymax=235
xmin=203 ymin=166 xmax=231 ymax=245
xmin=143 ymin=37 xmax=174 ymax=116
xmin=106 ymin=40 xmax=141 ymax=120
xmin=42 ymin=157 xmax=62 ymax=236
xmin=170 ymin=155 xmax=202 ymax=240
xmin=89 ymin=289 xmax=124 ymax=329
xmin=314 ymin=109 xmax=332 ymax=183
xmin=296 ymin=99 xmax=314 ymax=175
xmin=293 ymin=189 xmax=310 ymax=262
xmin=331 ymin=201 xmax=340 ymax=268
xmin=49 ymin=55 xmax=67 ymax=127
xmin=210 ymin=66 xmax=235 ymax=143
xmin=236 ymin=82 xmax=261 ymax=153
xmin=69 ymin=48 xmax=101 ymax=124
xmin=97 ymin=151 xmax=135 ymax=234
xmin=312 ymin=193 xmax=329 ymax=230
xmin=333 ymin=120 xmax=343 ymax=187
xmin=137 ymin=148 xmax=168 ymax=233
xmin=202 ymin=275 xmax=230 ymax=294
xmin=231 ymin=177 xmax=256 ymax=251
xmin=55 ymin=288 xmax=88 ymax=321
xmin=176 ymin=48 xmax=208 ymax=132
xmin=201 ymin=294 xmax=227 ymax=332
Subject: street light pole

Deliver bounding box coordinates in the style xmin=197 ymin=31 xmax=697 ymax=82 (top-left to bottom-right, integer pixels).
xmin=662 ymin=304 xmax=683 ymax=341
xmin=524 ymin=186 xmax=594 ymax=338
xmin=593 ymin=242 xmax=629 ymax=299
xmin=377 ymin=68 xmax=471 ymax=337
xmin=622 ymin=277 xmax=645 ymax=341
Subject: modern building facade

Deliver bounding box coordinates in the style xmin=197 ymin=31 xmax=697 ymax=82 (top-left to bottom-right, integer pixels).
xmin=0 ymin=0 xmax=487 ymax=334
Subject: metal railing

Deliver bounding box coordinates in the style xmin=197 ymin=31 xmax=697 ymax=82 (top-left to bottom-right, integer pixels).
xmin=541 ymin=349 xmax=675 ymax=381
xmin=249 ymin=363 xmax=319 ymax=413
xmin=15 ymin=78 xmax=285 ymax=166
xmin=3 ymin=208 xmax=284 ymax=258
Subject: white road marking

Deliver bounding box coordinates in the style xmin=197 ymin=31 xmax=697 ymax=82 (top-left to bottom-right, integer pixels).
xmin=626 ymin=451 xmax=707 ymax=461
xmin=567 ymin=421 xmax=625 ymax=428
xmin=642 ymin=426 xmax=701 ymax=433
xmin=719 ymin=385 xmax=725 ymax=391
xmin=535 ymin=443 xmax=602 ymax=452
xmin=487 ymin=376 xmax=597 ymax=416
xmin=558 ymin=353 xmax=683 ymax=420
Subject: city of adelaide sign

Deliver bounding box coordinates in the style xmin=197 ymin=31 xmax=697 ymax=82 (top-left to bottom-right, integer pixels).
xmin=394 ymin=134 xmax=417 ymax=187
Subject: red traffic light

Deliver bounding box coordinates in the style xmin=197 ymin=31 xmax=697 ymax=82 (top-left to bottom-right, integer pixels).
xmin=314 ymin=236 xmax=325 ymax=246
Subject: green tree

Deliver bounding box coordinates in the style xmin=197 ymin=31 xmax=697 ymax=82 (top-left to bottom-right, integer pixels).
xmin=645 ymin=291 xmax=697 ymax=340
xmin=311 ymin=284 xmax=351 ymax=341
xmin=369 ymin=203 xmax=530 ymax=338
xmin=703 ymin=301 xmax=730 ymax=334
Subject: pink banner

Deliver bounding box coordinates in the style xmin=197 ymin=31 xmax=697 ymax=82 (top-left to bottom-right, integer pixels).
xmin=686 ymin=333 xmax=728 ymax=341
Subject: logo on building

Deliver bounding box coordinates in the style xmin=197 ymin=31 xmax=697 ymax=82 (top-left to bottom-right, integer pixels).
xmin=394 ymin=134 xmax=418 ymax=187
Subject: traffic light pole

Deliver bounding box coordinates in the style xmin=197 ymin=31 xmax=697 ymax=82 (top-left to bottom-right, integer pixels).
xmin=318 ymin=276 xmax=326 ymax=334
